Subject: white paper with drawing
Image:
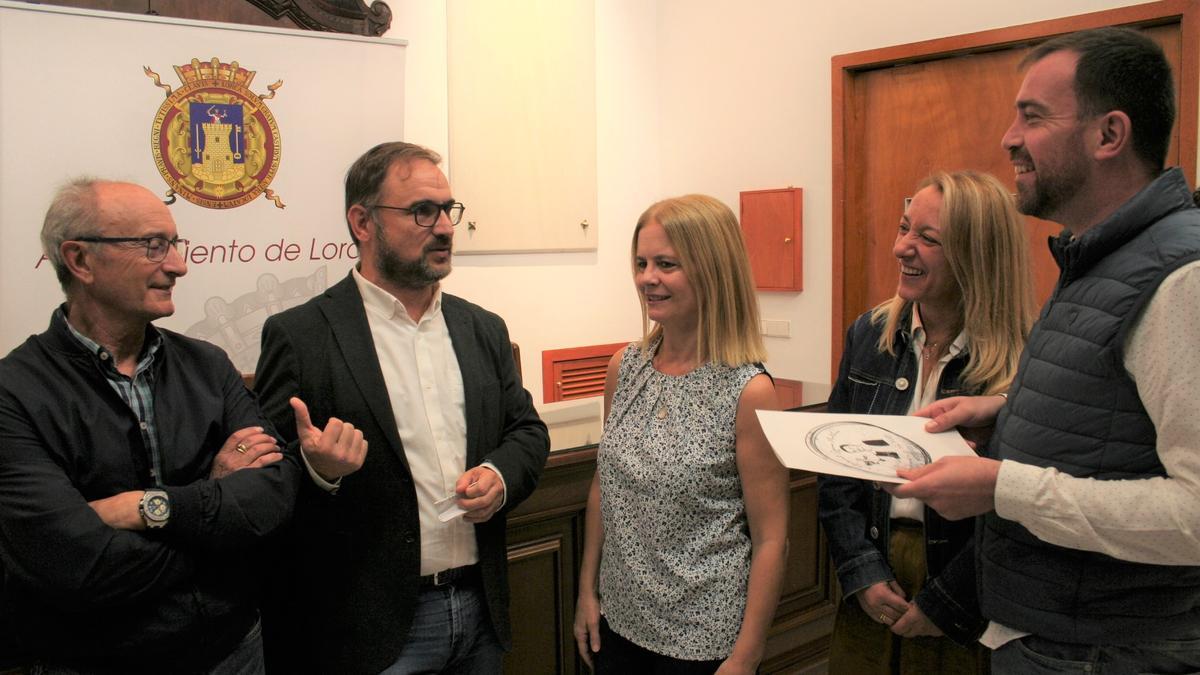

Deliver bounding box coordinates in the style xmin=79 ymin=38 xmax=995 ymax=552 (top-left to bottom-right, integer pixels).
xmin=756 ymin=411 xmax=976 ymax=484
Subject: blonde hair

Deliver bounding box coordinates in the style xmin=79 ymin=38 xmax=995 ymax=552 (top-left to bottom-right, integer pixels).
xmin=632 ymin=194 xmax=767 ymax=366
xmin=872 ymin=171 xmax=1035 ymax=394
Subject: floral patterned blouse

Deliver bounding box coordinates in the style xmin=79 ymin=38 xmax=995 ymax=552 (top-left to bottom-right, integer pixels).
xmin=598 ymin=341 xmax=764 ymax=660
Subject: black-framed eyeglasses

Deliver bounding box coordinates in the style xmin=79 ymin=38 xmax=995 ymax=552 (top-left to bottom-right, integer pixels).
xmin=74 ymin=236 xmax=188 ymax=262
xmin=368 ymin=200 xmax=465 ymax=228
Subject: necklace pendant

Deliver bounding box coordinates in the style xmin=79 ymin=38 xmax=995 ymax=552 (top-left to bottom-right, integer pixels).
xmin=921 ymin=340 xmax=941 ymax=360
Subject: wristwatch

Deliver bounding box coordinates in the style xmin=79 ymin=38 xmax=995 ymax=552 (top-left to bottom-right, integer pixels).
xmin=138 ymin=489 xmax=171 ymax=529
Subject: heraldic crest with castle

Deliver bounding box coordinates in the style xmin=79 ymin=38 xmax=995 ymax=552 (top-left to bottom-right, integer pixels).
xmin=146 ymin=58 xmax=284 ymax=209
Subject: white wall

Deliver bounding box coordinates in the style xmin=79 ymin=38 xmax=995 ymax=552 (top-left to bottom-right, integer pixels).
xmin=387 ymin=1 xmax=657 ymax=405
xmin=387 ymin=0 xmax=1179 ymax=402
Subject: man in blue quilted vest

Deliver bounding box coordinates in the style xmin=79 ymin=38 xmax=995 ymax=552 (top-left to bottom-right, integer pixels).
xmin=890 ymin=27 xmax=1200 ymax=674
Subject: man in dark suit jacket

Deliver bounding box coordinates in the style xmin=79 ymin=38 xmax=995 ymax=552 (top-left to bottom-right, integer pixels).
xmin=254 ymin=142 xmax=549 ymax=675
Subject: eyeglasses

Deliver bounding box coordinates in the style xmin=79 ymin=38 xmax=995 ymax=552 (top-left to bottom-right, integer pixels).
xmin=368 ymin=200 xmax=465 ymax=228
xmin=75 ymin=236 xmax=188 ymax=262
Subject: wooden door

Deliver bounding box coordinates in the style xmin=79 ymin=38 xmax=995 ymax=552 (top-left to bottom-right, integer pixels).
xmin=832 ymin=0 xmax=1199 ymax=378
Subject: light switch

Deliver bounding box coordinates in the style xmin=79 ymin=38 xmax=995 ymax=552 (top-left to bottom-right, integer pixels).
xmin=763 ymin=320 xmax=790 ymax=337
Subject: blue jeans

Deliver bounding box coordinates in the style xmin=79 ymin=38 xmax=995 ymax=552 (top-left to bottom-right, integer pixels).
xmin=992 ymin=635 xmax=1200 ymax=675
xmin=379 ymin=582 xmax=502 ymax=675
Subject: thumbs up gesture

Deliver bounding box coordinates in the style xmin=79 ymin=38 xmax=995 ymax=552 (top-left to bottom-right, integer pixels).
xmin=291 ymin=396 xmax=368 ymax=481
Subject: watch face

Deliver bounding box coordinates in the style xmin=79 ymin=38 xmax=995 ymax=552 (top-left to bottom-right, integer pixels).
xmin=145 ymin=494 xmax=169 ymax=519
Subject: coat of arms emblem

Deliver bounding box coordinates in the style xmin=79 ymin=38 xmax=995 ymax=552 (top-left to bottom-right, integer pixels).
xmin=146 ymin=58 xmax=284 ymax=209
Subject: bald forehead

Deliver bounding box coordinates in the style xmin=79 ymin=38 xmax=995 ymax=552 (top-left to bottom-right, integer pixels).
xmin=94 ymin=182 xmax=177 ymax=236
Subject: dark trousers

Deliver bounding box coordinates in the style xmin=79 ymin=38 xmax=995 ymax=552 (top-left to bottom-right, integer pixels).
xmin=594 ymin=616 xmax=728 ymax=675
xmin=29 ymin=619 xmax=264 ymax=675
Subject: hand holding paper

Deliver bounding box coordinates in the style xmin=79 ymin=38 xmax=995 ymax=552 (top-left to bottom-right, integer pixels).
xmin=887 ymin=456 xmax=1001 ymax=520
xmin=434 ymin=491 xmax=470 ymax=522
xmin=756 ymin=411 xmax=976 ymax=483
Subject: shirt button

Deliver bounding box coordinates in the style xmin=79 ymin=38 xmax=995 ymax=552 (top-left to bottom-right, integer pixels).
xmin=99 ymin=352 xmax=109 ymax=361
xmin=870 ymin=526 xmax=879 ymax=539
xmin=139 ymin=421 xmax=148 ymax=430
xmin=895 ymin=377 xmax=909 ymax=391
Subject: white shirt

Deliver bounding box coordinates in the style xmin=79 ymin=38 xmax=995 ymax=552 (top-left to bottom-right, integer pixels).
xmin=351 ymin=267 xmax=477 ymax=575
xmin=891 ymin=306 xmax=966 ymax=522
xmin=982 ymin=259 xmax=1200 ymax=647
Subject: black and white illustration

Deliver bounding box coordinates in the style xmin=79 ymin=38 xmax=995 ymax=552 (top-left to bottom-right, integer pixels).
xmin=806 ymin=421 xmax=931 ymax=477
xmin=757 ymin=411 xmax=975 ymax=483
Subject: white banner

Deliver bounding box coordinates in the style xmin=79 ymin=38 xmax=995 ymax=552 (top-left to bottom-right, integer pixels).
xmin=0 ymin=1 xmax=406 ymax=372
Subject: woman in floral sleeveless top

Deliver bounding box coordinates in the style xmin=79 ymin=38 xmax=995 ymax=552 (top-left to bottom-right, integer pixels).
xmin=573 ymin=195 xmax=788 ymax=675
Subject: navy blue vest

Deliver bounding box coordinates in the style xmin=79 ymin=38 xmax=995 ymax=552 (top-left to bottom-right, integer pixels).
xmin=981 ymin=169 xmax=1200 ymax=644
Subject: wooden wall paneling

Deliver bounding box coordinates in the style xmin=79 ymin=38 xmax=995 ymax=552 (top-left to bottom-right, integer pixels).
xmin=762 ymin=472 xmax=837 ymax=672
xmin=507 ymin=449 xmax=596 ymax=675
xmin=775 ymin=474 xmax=833 ymax=615
xmin=504 ymin=522 xmax=576 ymax=675
xmin=831 ymin=0 xmax=1199 ymax=380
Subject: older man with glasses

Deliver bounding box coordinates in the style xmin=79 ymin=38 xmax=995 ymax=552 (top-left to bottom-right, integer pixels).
xmin=0 ymin=178 xmax=363 ymax=674
xmin=253 ymin=142 xmax=549 ymax=675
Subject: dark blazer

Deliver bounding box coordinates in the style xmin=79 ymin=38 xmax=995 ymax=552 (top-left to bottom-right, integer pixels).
xmin=253 ymin=273 xmax=549 ymax=675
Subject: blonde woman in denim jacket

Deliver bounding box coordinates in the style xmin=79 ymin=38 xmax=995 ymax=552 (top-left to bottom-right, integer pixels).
xmin=819 ymin=171 xmax=1035 ymax=674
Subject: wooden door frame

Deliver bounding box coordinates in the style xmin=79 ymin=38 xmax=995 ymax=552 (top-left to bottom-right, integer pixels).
xmin=830 ymin=0 xmax=1200 ymax=380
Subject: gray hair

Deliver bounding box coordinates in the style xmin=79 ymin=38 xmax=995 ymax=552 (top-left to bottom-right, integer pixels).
xmin=41 ymin=177 xmax=103 ymax=291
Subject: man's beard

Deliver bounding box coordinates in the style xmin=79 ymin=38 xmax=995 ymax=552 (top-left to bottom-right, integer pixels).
xmin=1012 ymin=137 xmax=1087 ymax=221
xmin=375 ymin=226 xmax=452 ymax=289
xmin=1015 ymin=167 xmax=1078 ymax=220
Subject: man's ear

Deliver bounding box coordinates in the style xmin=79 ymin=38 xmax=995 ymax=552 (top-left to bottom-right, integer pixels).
xmin=60 ymin=241 xmax=95 ymax=286
xmin=1093 ymin=110 xmax=1132 ymax=162
xmin=347 ymin=205 xmax=374 ymax=245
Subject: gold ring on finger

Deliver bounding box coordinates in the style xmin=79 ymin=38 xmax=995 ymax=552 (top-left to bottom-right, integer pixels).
xmin=879 ymin=613 xmax=888 ymax=622
xmin=236 ymin=443 xmax=248 ymax=454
